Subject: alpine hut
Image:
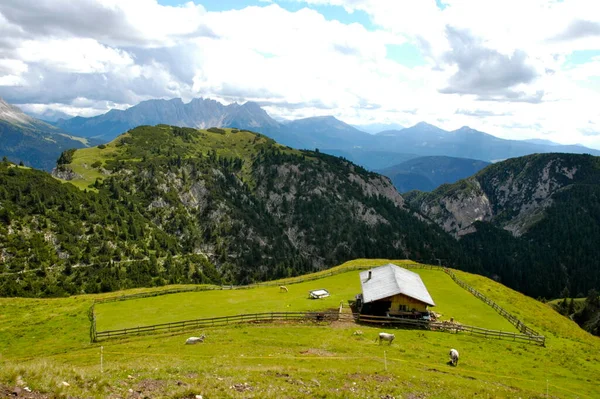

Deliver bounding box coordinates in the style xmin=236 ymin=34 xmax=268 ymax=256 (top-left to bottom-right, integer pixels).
xmin=357 ymin=263 xmax=435 ymax=317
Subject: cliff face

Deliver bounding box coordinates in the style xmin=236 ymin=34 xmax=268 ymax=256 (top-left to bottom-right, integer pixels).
xmin=409 ymin=154 xmax=596 ymax=237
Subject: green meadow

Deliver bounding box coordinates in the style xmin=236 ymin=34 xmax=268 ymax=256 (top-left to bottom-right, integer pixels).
xmin=1 ymin=259 xmax=599 ymax=398
xmin=96 ymin=263 xmax=516 ymax=332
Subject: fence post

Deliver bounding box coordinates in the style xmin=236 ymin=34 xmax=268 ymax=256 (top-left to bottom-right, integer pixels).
xmin=88 ymin=302 xmax=97 ymax=343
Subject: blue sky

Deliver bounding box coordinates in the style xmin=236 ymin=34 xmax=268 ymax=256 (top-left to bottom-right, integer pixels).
xmin=159 ymin=0 xmax=376 ymax=28
xmin=1 ymin=0 xmax=599 ymax=148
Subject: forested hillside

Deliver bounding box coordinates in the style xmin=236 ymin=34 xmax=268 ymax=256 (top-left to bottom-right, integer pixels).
xmin=0 ymin=125 xmax=460 ymax=297
xmin=0 ymin=160 xmax=220 ymax=297
xmin=407 ymin=153 xmax=600 ymax=299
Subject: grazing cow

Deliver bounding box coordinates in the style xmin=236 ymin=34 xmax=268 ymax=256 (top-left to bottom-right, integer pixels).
xmin=449 ymin=348 xmax=459 ymax=366
xmin=377 ymin=332 xmax=395 ymax=345
xmin=279 ymin=285 xmax=289 ymax=293
xmin=185 ymin=334 xmax=206 ymax=345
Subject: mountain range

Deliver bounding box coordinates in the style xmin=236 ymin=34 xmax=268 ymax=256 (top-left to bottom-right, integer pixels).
xmin=0 ymin=98 xmax=91 ymax=171
xmin=53 ymin=97 xmax=600 ymax=165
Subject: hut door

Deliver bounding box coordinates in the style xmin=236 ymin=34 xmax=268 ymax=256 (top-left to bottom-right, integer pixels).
xmin=370 ymin=300 xmax=392 ymax=316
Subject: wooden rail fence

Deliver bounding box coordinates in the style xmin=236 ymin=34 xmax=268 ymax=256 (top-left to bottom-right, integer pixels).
xmin=95 ymin=311 xmax=342 ymax=341
xmin=93 ymin=310 xmax=544 ymax=346
xmin=441 ymin=268 xmax=543 ymax=338
xmin=90 ymin=261 xmax=545 ymax=346
xmin=357 ymin=315 xmax=545 ymax=346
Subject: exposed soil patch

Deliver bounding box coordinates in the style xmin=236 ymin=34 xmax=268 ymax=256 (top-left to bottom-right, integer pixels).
xmin=1 ymin=384 xmax=51 ymax=399
xmin=348 ymin=373 xmax=393 ymax=383
xmin=265 ymin=371 xmax=290 ymax=378
xmin=230 ymin=382 xmax=253 ymax=392
xmin=130 ymin=379 xmax=166 ymax=397
xmin=299 ymin=348 xmax=334 ymax=356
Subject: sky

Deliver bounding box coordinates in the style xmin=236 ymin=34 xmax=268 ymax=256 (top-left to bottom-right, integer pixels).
xmin=0 ymin=0 xmax=599 ymax=148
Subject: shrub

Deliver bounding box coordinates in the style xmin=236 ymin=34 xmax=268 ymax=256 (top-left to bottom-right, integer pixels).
xmin=207 ymin=127 xmax=226 ymax=134
xmin=98 ymin=144 xmax=107 ymax=149
xmin=91 ymin=161 xmax=102 ymax=169
xmin=57 ymin=149 xmax=76 ymax=165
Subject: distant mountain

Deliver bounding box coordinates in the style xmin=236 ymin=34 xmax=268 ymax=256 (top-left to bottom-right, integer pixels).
xmin=522 ymin=138 xmax=561 ymax=146
xmin=55 ymin=97 xmax=600 ymax=162
xmin=373 ymin=123 xmax=600 ymax=161
xmin=0 ymin=97 xmax=90 ymax=171
xmin=283 ymin=116 xmax=374 ymax=150
xmin=322 ymin=149 xmax=418 ymax=171
xmin=54 ymin=98 xmax=282 ymax=142
xmin=377 ymin=156 xmax=490 ymax=192
xmin=24 ymin=109 xmax=74 ymax=123
xmin=55 ymin=98 xmax=379 ymax=151
xmin=351 ymin=122 xmax=404 ymax=134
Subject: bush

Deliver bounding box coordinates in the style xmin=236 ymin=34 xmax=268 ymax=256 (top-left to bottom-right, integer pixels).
xmin=207 ymin=127 xmax=226 ymax=134
xmin=57 ymin=149 xmax=76 ymax=165
xmin=98 ymin=144 xmax=107 ymax=149
xmin=91 ymin=161 xmax=102 ymax=169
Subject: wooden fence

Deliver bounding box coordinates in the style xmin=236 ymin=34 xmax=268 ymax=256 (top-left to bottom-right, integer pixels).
xmin=357 ymin=315 xmax=545 ymax=346
xmin=441 ymin=268 xmax=543 ymax=338
xmin=90 ymin=261 xmax=545 ymax=346
xmin=95 ymin=311 xmax=342 ymax=341
xmin=93 ymin=310 xmax=544 ymax=346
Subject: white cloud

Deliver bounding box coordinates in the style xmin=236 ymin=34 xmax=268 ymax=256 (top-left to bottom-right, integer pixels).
xmin=0 ymin=0 xmax=599 ymax=149
xmin=17 ymin=38 xmax=134 ymax=74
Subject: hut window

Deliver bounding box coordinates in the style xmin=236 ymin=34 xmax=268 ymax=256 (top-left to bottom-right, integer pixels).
xmin=399 ymin=304 xmax=408 ymax=311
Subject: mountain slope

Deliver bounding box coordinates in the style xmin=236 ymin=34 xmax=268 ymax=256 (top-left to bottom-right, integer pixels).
xmin=377 ymin=155 xmax=490 ymax=192
xmin=282 ymin=115 xmax=374 ymax=150
xmin=0 ymin=98 xmax=90 ymax=171
xmin=351 ymin=122 xmax=404 ymax=133
xmin=322 ymin=149 xmax=419 ymax=171
xmin=2 ymin=124 xmax=464 ymax=296
xmin=0 ymin=159 xmax=204 ymax=297
xmin=407 ymin=153 xmax=600 ymax=298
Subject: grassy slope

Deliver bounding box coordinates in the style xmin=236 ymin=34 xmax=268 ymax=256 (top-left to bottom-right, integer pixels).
xmin=62 ymin=126 xmax=299 ymax=191
xmin=1 ymin=260 xmax=599 ymax=399
xmin=97 ymin=264 xmax=515 ymax=332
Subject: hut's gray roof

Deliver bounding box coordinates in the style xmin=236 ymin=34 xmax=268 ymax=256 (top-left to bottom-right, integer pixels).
xmin=359 ymin=264 xmax=435 ymax=306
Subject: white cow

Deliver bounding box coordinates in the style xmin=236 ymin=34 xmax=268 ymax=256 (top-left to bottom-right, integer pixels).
xmin=185 ymin=334 xmax=206 ymax=345
xmin=377 ymin=332 xmax=395 ymax=345
xmin=449 ymin=348 xmax=459 ymax=366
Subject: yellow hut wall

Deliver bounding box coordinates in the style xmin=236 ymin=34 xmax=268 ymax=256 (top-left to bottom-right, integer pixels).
xmin=388 ymin=294 xmax=428 ymax=312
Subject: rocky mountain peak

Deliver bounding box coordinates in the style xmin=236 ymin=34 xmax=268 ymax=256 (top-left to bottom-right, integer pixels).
xmin=0 ymin=97 xmax=37 ymax=126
